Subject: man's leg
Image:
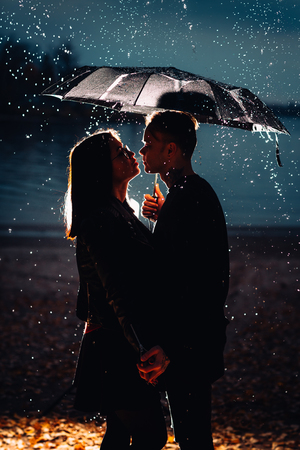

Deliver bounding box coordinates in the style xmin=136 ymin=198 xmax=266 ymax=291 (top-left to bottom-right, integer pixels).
xmin=166 ymin=380 xmax=214 ymax=450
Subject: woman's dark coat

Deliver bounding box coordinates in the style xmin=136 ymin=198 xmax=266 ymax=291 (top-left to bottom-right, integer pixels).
xmin=74 ymin=197 xmax=159 ymax=412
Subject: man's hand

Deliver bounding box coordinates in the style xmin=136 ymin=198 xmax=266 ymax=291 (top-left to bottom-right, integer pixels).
xmin=142 ymin=183 xmax=165 ymax=222
xmin=137 ymin=345 xmax=170 ymax=385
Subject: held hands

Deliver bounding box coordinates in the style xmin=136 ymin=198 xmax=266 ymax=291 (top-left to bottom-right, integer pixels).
xmin=142 ymin=183 xmax=165 ymax=222
xmin=137 ymin=345 xmax=170 ymax=386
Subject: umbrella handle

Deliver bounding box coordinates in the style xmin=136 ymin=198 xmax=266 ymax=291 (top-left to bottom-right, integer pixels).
xmin=153 ymin=173 xmax=158 ymax=197
xmin=148 ymin=173 xmax=159 ymax=232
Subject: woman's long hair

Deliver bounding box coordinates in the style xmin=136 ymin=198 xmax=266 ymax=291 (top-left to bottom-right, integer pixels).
xmin=64 ymin=129 xmax=120 ymax=239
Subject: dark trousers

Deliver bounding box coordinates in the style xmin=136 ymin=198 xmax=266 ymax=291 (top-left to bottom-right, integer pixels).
xmin=160 ymin=346 xmax=215 ymax=450
xmin=166 ymin=380 xmax=214 ymax=450
xmin=100 ymin=405 xmax=167 ymax=450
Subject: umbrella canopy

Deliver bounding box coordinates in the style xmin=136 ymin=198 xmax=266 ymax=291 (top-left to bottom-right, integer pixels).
xmin=41 ymin=65 xmax=289 ymax=136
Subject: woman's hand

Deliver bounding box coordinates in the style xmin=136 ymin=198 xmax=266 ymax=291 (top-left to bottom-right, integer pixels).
xmin=142 ymin=183 xmax=164 ymax=222
xmin=137 ymin=345 xmax=170 ymax=385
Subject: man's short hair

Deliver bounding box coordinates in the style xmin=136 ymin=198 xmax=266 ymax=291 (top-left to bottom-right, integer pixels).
xmin=145 ymin=110 xmax=199 ymax=159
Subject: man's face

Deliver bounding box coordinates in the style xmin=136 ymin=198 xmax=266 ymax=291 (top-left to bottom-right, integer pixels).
xmin=139 ymin=127 xmax=169 ymax=174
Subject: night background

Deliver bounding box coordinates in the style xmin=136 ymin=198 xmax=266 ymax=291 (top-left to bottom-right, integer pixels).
xmin=1 ymin=0 xmax=300 ymax=113
xmin=0 ymin=1 xmax=299 ymax=449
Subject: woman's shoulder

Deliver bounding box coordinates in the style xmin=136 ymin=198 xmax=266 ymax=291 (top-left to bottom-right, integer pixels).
xmin=78 ymin=205 xmax=121 ymax=239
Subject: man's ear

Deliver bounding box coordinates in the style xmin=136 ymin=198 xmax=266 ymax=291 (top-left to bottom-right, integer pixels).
xmin=167 ymin=142 xmax=178 ymax=158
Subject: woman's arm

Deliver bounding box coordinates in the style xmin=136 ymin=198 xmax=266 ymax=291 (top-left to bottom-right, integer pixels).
xmin=79 ymin=211 xmax=154 ymax=354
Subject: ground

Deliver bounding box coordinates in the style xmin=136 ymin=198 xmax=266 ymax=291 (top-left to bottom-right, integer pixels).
xmin=0 ymin=231 xmax=299 ymax=449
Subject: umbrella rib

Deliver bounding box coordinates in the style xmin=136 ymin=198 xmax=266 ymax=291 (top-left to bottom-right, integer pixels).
xmin=99 ymin=74 xmax=128 ymax=100
xmin=132 ymin=73 xmax=153 ymax=107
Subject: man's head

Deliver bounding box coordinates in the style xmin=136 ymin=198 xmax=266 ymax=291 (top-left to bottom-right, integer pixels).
xmin=140 ymin=110 xmax=198 ymax=184
xmin=145 ymin=110 xmax=198 ymax=159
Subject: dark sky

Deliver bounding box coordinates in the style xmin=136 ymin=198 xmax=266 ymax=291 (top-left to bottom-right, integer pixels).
xmin=1 ymin=0 xmax=299 ymax=104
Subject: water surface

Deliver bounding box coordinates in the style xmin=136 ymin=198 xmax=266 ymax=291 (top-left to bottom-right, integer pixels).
xmin=0 ymin=114 xmax=298 ymax=237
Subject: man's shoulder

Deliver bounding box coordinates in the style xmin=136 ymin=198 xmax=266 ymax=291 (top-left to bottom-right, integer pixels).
xmin=170 ymin=174 xmax=217 ymax=201
xmin=188 ymin=174 xmax=214 ymax=190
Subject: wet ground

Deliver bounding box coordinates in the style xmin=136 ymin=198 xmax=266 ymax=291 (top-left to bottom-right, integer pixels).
xmin=0 ymin=232 xmax=299 ymax=449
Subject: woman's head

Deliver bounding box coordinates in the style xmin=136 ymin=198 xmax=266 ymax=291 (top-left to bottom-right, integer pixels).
xmin=64 ymin=129 xmax=120 ymax=239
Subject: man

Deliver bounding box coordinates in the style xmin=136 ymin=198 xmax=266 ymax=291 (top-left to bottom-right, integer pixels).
xmin=138 ymin=111 xmax=230 ymax=450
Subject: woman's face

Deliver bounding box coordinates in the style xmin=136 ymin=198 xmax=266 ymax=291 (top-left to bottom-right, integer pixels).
xmin=110 ymin=136 xmax=140 ymax=185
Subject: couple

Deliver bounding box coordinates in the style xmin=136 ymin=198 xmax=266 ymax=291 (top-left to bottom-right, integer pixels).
xmin=64 ymin=110 xmax=229 ymax=450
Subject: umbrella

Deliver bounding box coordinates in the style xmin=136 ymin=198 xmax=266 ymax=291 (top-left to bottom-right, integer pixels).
xmin=41 ymin=65 xmax=289 ymax=165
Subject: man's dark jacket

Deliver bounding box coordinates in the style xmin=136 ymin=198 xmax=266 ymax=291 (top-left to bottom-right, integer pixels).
xmin=153 ymin=174 xmax=229 ymax=382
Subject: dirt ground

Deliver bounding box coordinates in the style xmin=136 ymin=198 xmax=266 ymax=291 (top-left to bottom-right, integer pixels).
xmin=0 ymin=230 xmax=299 ymax=449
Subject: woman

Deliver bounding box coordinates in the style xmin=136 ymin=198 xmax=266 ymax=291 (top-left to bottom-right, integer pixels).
xmin=64 ymin=129 xmax=167 ymax=450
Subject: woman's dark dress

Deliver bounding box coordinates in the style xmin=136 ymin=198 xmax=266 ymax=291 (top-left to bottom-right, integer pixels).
xmin=73 ymin=197 xmax=159 ymax=413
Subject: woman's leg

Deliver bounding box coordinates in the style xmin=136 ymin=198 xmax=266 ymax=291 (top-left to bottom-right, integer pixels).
xmin=115 ymin=404 xmax=167 ymax=450
xmin=100 ymin=411 xmax=131 ymax=450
